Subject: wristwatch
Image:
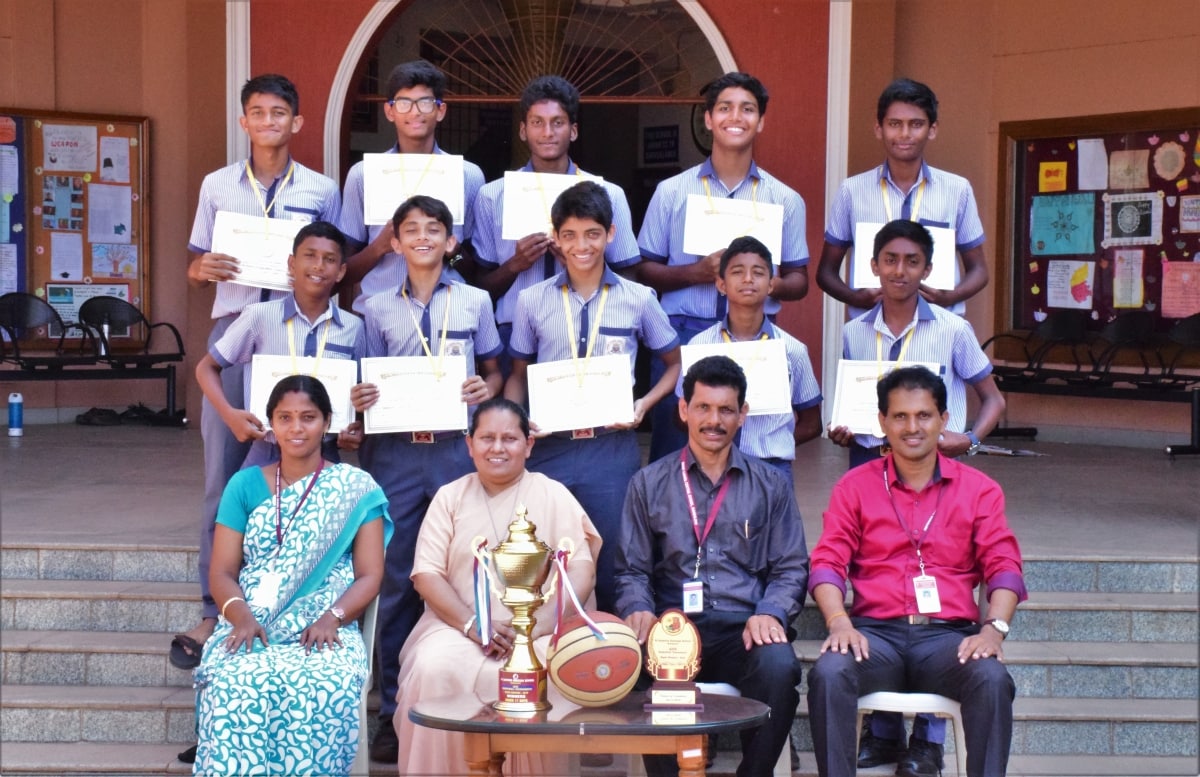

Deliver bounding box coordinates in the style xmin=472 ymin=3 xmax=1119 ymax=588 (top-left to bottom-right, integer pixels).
xmin=966 ymin=430 xmax=982 ymax=456
xmin=984 ymin=617 xmax=1009 ymax=638
xmin=329 ymin=606 xmax=346 ymax=625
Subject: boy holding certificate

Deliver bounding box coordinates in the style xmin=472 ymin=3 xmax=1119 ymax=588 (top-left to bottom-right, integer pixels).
xmin=350 ymin=195 xmax=502 ymax=762
xmin=816 ymin=78 xmax=988 ymax=318
xmin=635 ymin=72 xmax=811 ymax=462
xmin=472 ymin=76 xmax=642 ymax=372
xmin=179 ymin=73 xmax=340 ymax=672
xmin=504 ymin=181 xmax=681 ymax=612
xmin=679 ymin=236 xmax=822 ymax=482
xmin=337 ymin=60 xmax=486 ymax=312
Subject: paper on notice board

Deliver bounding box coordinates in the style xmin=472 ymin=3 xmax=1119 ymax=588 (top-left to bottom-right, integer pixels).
xmin=1178 ymin=195 xmax=1200 ymax=233
xmin=98 ymin=136 xmax=130 ymax=183
xmin=1076 ymin=139 xmax=1108 ymax=190
xmin=1112 ymin=249 xmax=1144 ymax=308
xmin=1108 ymin=149 xmax=1149 ymax=190
xmin=46 ymin=282 xmax=130 ymax=336
xmin=92 ymin=243 xmax=138 ymax=279
xmin=0 ymin=243 xmax=17 ymax=294
xmin=0 ymin=145 xmax=18 ymax=196
xmin=1046 ymin=259 xmax=1094 ymax=309
xmin=87 ymin=183 xmax=132 ymax=244
xmin=1030 ymin=193 xmax=1095 ymax=256
xmin=43 ymin=124 xmax=97 ymax=172
xmin=49 ymin=231 xmax=84 ymax=280
xmin=1161 ymin=261 xmax=1200 ymax=319
xmin=1038 ymin=161 xmax=1068 ymax=192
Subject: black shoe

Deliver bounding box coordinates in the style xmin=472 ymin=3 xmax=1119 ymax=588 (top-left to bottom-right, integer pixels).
xmin=857 ymin=719 xmax=906 ymax=768
xmin=370 ymin=717 xmax=398 ymax=763
xmin=177 ymin=744 xmax=197 ymax=764
xmin=896 ymin=738 xmax=944 ymax=777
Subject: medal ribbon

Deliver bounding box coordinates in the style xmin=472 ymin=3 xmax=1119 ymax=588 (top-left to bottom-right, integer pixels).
xmin=560 ymin=284 xmax=610 ymax=387
xmin=287 ymin=317 xmax=331 ymax=378
xmin=876 ymin=328 xmax=915 ymax=378
xmin=246 ymin=160 xmax=295 ymax=238
xmin=880 ymin=175 xmax=925 ymax=223
xmin=402 ymin=283 xmax=452 ymax=378
xmin=679 ymin=449 xmax=733 ymax=579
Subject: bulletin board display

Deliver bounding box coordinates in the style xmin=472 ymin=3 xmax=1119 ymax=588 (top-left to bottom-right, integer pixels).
xmin=994 ymin=108 xmax=1200 ymax=361
xmin=0 ymin=109 xmax=149 ymax=349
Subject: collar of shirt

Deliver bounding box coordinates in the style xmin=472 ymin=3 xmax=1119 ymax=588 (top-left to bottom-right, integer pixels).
xmin=281 ymin=295 xmax=342 ymax=328
xmin=551 ymin=265 xmax=622 ymax=299
xmin=720 ymin=315 xmax=775 ymax=341
xmin=879 ymin=159 xmax=933 ymax=193
xmin=520 ymin=159 xmax=580 ymax=175
xmin=885 ymin=452 xmax=950 ymax=495
xmin=238 ymin=156 xmax=295 ymax=185
xmin=395 ymin=268 xmax=456 ymax=301
xmin=865 ymin=296 xmax=936 ymax=335
xmin=386 ymin=142 xmax=446 ymax=155
xmin=697 ymin=157 xmax=761 ymax=194
xmin=682 ymin=443 xmax=749 ymax=488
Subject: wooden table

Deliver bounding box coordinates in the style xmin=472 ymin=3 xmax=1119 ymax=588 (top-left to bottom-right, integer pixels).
xmin=410 ymin=692 xmax=769 ymax=776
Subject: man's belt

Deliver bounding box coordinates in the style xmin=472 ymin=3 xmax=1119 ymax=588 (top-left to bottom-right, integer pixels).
xmin=897 ymin=615 xmax=973 ymax=626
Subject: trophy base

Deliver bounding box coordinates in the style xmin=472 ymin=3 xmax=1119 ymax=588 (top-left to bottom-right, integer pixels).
xmin=495 ymin=669 xmax=551 ymax=714
xmin=647 ymin=681 xmax=700 ymax=707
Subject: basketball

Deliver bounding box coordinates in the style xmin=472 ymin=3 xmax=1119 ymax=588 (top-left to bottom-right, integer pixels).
xmin=546 ymin=611 xmax=642 ymax=707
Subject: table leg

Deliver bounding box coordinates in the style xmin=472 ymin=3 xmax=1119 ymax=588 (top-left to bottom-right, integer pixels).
xmin=677 ymin=734 xmax=707 ymax=777
xmin=463 ymin=732 xmax=503 ymax=776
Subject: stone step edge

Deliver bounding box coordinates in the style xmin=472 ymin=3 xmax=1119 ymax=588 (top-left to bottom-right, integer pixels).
xmin=0 ymin=580 xmax=197 ymax=600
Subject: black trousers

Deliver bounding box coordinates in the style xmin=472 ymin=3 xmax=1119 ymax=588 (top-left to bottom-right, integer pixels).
xmin=806 ymin=618 xmax=1015 ymax=777
xmin=643 ymin=609 xmax=801 ymax=777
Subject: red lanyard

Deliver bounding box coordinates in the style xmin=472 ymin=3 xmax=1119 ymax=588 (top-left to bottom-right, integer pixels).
xmin=679 ymin=449 xmax=732 ymax=578
xmin=275 ymin=460 xmax=323 ymax=547
xmin=883 ymin=460 xmax=943 ymax=574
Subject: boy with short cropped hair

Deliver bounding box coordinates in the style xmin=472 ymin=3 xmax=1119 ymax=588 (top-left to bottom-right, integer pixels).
xmin=351 ymin=195 xmax=502 ymax=762
xmin=504 ymin=181 xmax=680 ymax=612
xmin=338 ymin=59 xmax=486 ymax=312
xmin=677 ymin=236 xmax=821 ymax=481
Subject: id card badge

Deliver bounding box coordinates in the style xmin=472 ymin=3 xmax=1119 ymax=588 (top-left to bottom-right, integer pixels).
xmin=913 ymin=574 xmax=941 ymax=614
xmin=683 ymin=580 xmax=704 ymax=613
xmin=249 ymin=571 xmax=283 ymax=610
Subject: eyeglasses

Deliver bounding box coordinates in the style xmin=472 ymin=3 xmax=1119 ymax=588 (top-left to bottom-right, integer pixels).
xmin=387 ymin=97 xmax=443 ymax=114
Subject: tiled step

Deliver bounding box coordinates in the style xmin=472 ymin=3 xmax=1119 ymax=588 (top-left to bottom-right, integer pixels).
xmin=0 ymin=544 xmax=198 ymax=583
xmin=1022 ymin=557 xmax=1197 ymax=594
xmin=0 ymin=685 xmax=195 ymax=744
xmin=1 ymin=630 xmax=194 ymax=687
xmin=0 ymin=580 xmax=198 ymax=632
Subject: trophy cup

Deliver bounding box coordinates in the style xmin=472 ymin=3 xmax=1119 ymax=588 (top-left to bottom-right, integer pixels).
xmin=487 ymin=505 xmax=555 ymax=714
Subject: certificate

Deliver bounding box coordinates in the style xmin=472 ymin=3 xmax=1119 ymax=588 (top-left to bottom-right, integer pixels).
xmin=359 ymin=355 xmax=468 ymax=434
xmin=851 ymin=221 xmax=956 ymax=291
xmin=681 ymin=194 xmax=784 ymax=264
xmin=681 ymin=339 xmax=790 ymax=416
xmin=526 ymin=353 xmax=633 ymax=433
xmin=211 ymin=210 xmax=303 ymax=292
xmin=248 ymin=355 xmax=358 ymax=433
xmin=501 ymin=170 xmax=602 ymax=240
xmin=829 ymin=359 xmax=942 ymax=436
xmin=362 ymin=153 xmax=465 ymax=226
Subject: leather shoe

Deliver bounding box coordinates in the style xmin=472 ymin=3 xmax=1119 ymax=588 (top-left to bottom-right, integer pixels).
xmin=896 ymin=737 xmax=944 ymax=777
xmin=370 ymin=717 xmax=399 ymax=763
xmin=857 ymin=719 xmax=905 ymax=768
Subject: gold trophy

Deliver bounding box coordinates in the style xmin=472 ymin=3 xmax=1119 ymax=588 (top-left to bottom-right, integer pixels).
xmin=487 ymin=505 xmax=555 ymax=714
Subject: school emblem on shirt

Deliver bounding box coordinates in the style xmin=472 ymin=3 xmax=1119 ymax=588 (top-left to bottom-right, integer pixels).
xmin=603 ymin=338 xmax=625 ymax=355
xmin=444 ymin=339 xmax=466 ymax=357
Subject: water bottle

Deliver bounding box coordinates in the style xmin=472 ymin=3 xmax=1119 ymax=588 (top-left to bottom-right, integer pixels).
xmin=8 ymin=392 xmax=23 ymax=437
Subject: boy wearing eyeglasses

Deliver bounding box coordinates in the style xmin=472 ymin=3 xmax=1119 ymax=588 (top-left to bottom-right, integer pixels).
xmin=337 ymin=59 xmax=486 ymax=313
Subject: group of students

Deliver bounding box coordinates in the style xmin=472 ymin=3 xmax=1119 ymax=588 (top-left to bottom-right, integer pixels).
xmin=176 ymin=58 xmax=1025 ymax=777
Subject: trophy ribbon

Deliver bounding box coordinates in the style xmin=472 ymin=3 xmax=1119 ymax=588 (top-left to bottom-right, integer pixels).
xmin=549 ymin=540 xmax=605 ymax=650
xmin=471 ymin=536 xmax=493 ymax=646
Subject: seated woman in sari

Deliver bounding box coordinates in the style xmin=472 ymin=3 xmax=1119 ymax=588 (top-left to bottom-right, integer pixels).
xmin=194 ymin=374 xmax=392 ymax=776
xmin=394 ymin=397 xmax=601 ymax=775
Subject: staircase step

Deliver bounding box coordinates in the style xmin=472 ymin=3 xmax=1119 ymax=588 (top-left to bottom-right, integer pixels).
xmin=1 ymin=580 xmax=198 ymax=632
xmin=0 ymin=685 xmax=195 ymax=744
xmin=2 ymin=630 xmax=194 ymax=687
xmin=0 ymin=544 xmax=198 ymax=583
xmin=1022 ymin=557 xmax=1197 ymax=594
xmin=0 ymin=742 xmax=192 ymax=775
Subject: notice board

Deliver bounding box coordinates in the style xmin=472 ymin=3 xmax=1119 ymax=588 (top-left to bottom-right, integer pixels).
xmin=0 ymin=109 xmax=149 ymax=348
xmin=995 ymin=108 xmax=1200 ymax=359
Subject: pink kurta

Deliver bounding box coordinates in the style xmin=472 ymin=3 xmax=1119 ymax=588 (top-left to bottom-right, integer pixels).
xmin=395 ymin=471 xmax=601 ymax=775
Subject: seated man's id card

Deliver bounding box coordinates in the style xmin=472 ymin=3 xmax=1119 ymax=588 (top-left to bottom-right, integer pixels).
xmin=914 ymin=574 xmax=941 ymax=614
xmin=683 ymin=580 xmax=704 ymax=613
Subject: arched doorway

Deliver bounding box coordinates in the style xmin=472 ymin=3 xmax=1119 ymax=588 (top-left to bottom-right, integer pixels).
xmin=323 ymin=0 xmax=735 ymax=223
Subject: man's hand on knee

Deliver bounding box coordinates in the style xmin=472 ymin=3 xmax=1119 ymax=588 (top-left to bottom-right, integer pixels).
xmin=819 ymin=619 xmax=870 ymax=661
xmin=742 ymin=614 xmax=788 ymax=650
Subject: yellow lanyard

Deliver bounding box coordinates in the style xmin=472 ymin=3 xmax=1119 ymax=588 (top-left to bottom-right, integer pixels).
xmin=721 ymin=325 xmax=771 ymax=363
xmin=880 ymin=175 xmax=925 ymax=223
xmin=246 ymin=160 xmax=295 ymax=222
xmin=560 ymin=284 xmax=609 ymax=387
xmin=286 ymin=316 xmax=331 ymax=376
xmin=402 ymin=283 xmax=452 ymax=378
xmin=535 ymin=167 xmax=583 ymax=228
xmin=704 ymin=175 xmax=760 ymax=221
xmin=399 ymin=153 xmax=436 ymax=197
xmin=876 ymin=328 xmax=915 ymax=377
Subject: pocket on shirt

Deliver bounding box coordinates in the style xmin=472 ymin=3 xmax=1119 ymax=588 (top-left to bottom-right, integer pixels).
xmin=726 ymin=519 xmax=768 ymax=574
xmin=598 ymin=326 xmax=635 ymax=356
xmin=918 ymin=218 xmax=950 ymax=229
xmin=282 ymin=205 xmax=319 ymax=222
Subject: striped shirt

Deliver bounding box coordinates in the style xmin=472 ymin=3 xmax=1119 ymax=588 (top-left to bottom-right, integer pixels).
xmin=679 ymin=318 xmax=822 ymax=461
xmin=472 ymin=160 xmax=642 ymax=325
xmin=338 ymin=143 xmax=485 ymax=313
xmin=362 ymin=269 xmax=502 ymax=377
xmin=842 ymin=297 xmax=992 ymax=448
xmin=509 ymin=266 xmax=678 ymax=384
xmin=637 ymin=158 xmax=809 ymax=320
xmin=825 ymin=162 xmax=985 ymax=316
xmin=210 ymin=295 xmax=364 ymax=367
xmin=189 ymin=158 xmax=341 ymax=319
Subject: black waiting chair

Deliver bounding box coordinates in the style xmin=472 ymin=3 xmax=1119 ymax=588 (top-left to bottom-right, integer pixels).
xmin=77 ymin=296 xmax=185 ymax=369
xmin=981 ymin=309 xmax=1092 ymax=385
xmin=0 ymin=291 xmax=97 ymax=370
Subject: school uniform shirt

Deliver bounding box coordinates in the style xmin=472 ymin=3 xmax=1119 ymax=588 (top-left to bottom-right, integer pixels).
xmin=679 ymin=318 xmax=821 ymax=461
xmin=824 ymin=161 xmax=985 ymax=316
xmin=508 ymin=266 xmax=678 ymax=381
xmin=637 ymin=158 xmax=809 ymax=321
xmin=471 ymin=160 xmax=642 ymax=325
xmin=189 ymin=158 xmax=341 ymax=320
xmin=842 ymin=297 xmax=992 ymax=449
xmin=337 ymin=143 xmax=485 ymax=313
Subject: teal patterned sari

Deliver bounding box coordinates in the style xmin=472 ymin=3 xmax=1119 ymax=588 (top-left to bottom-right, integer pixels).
xmin=194 ymin=463 xmax=391 ymax=777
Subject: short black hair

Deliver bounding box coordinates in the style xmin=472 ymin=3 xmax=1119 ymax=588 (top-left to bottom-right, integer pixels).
xmin=391 ymin=195 xmax=454 ymax=236
xmin=292 ymin=221 xmax=347 ymax=260
xmin=266 ymin=374 xmax=332 ymax=421
xmin=551 ymin=181 xmax=612 ymax=231
xmin=386 ymin=59 xmax=448 ymax=100
xmin=469 ymin=397 xmax=530 ymax=438
xmin=241 ymin=74 xmax=299 ymax=114
xmin=703 ymin=72 xmax=768 ymax=115
xmin=876 ymin=78 xmax=938 ymax=124
xmin=877 ymin=365 xmax=947 ymax=415
xmin=719 ymin=236 xmax=774 ymax=277
xmin=520 ymin=75 xmax=580 ymax=124
xmin=682 ymin=355 xmax=747 ymax=406
xmin=873 ymin=219 xmax=934 ymax=266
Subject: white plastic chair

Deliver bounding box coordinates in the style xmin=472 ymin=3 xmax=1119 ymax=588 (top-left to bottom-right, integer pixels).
xmin=855 ymin=692 xmax=967 ymax=777
xmin=349 ymin=596 xmax=379 ymax=776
